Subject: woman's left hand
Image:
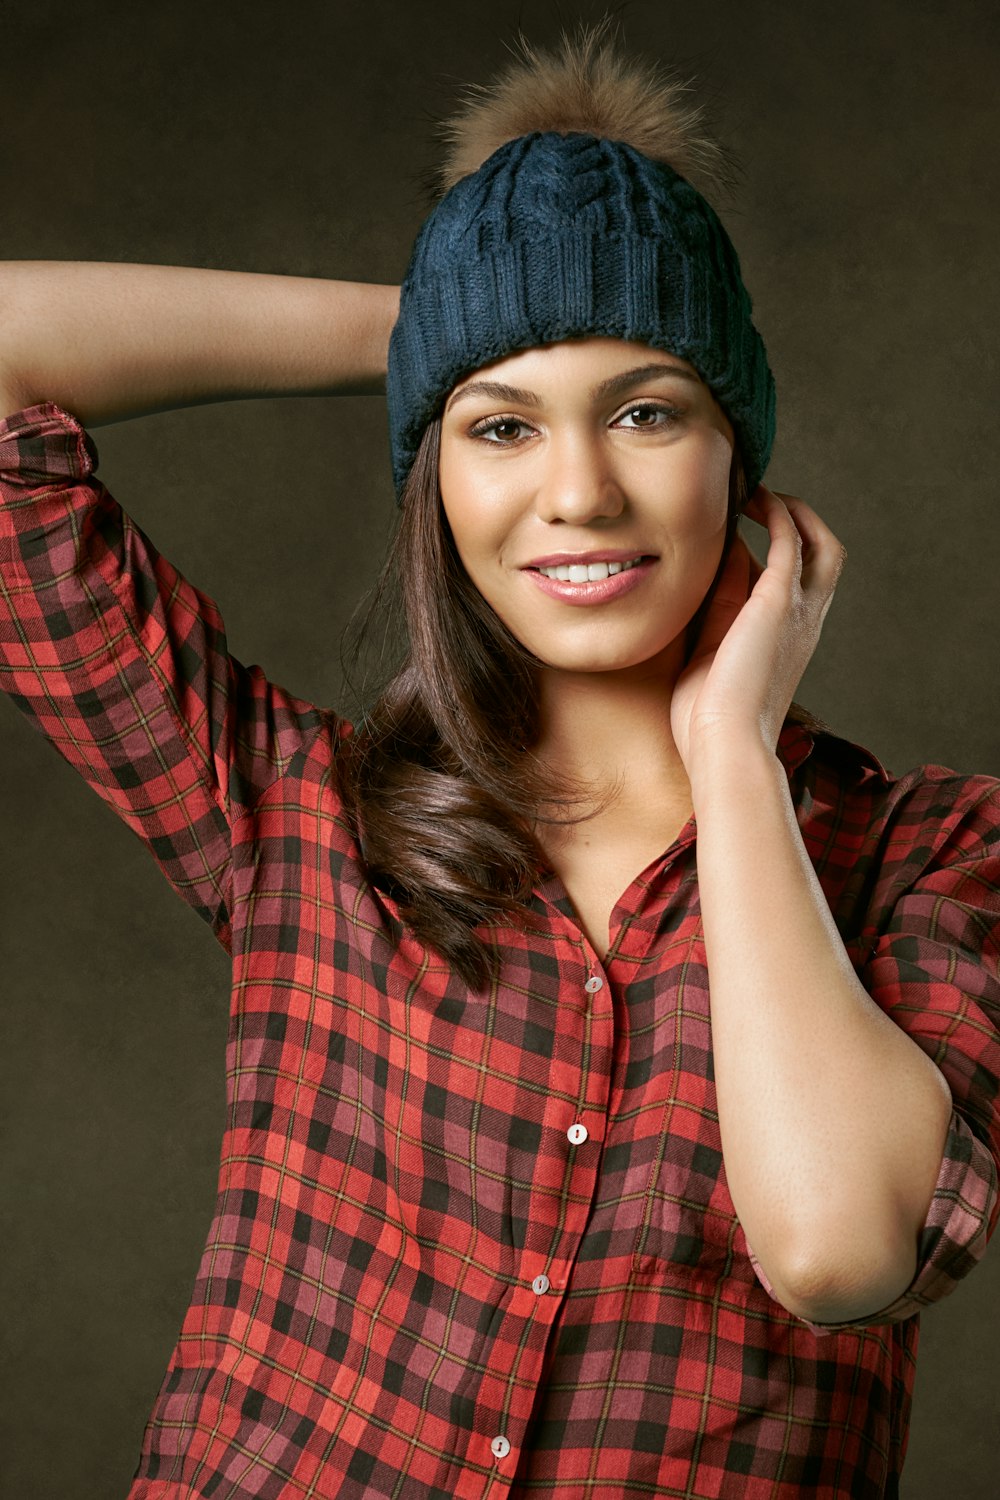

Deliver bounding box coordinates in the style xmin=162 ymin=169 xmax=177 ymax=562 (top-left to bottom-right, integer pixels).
xmin=670 ymin=486 xmax=848 ymax=774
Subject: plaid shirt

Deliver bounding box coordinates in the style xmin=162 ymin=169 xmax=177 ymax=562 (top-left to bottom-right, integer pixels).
xmin=2 ymin=401 xmax=999 ymax=1500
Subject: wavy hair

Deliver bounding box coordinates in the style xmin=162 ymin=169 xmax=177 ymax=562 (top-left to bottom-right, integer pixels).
xmin=335 ymin=416 xmax=829 ymax=990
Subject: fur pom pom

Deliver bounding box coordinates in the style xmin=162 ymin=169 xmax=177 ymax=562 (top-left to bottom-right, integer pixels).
xmin=433 ymin=13 xmax=735 ymax=201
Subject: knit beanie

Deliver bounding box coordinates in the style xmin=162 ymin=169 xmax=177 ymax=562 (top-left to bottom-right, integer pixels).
xmin=386 ymin=21 xmax=775 ymax=503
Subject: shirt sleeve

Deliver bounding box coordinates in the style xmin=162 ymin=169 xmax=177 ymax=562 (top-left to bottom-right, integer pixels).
xmin=0 ymin=401 xmax=334 ymax=955
xmin=747 ymin=769 xmax=1000 ymax=1335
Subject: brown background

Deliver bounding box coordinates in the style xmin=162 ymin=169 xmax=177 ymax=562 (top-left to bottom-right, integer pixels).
xmin=1 ymin=1 xmax=998 ymax=1495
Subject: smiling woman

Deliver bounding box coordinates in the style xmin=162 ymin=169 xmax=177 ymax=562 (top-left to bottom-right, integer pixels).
xmin=335 ymin=334 xmax=760 ymax=982
xmin=435 ymin=338 xmax=735 ymax=912
xmin=1 ymin=10 xmax=998 ymax=1500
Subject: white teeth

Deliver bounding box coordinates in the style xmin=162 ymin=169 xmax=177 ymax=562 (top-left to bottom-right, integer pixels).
xmin=537 ymin=557 xmax=644 ymax=581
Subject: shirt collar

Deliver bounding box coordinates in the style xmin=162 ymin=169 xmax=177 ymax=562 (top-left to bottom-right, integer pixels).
xmin=782 ymin=718 xmax=892 ymax=786
xmin=530 ymin=716 xmax=891 ymax=893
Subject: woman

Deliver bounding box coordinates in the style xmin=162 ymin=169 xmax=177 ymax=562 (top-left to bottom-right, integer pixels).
xmin=1 ymin=19 xmax=997 ymax=1500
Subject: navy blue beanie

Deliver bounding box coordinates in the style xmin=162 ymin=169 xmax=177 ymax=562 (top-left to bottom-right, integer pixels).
xmin=386 ymin=129 xmax=775 ymax=502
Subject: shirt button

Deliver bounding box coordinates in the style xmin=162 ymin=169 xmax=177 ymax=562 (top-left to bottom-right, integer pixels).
xmin=567 ymin=1122 xmax=589 ymax=1145
xmin=584 ymin=975 xmax=603 ymax=992
xmin=491 ymin=1436 xmax=511 ymax=1459
xmin=532 ymin=1273 xmax=550 ymax=1295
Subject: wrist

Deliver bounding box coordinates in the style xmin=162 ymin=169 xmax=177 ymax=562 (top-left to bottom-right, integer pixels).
xmin=687 ymin=730 xmax=781 ymax=807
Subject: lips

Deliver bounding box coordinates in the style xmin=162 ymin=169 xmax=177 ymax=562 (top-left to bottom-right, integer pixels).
xmin=525 ymin=555 xmax=656 ymax=605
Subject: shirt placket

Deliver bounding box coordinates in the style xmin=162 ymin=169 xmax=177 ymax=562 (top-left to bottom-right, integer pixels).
xmin=467 ymin=946 xmax=614 ymax=1492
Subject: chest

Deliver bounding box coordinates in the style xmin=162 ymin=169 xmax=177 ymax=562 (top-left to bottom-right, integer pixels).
xmin=538 ymin=805 xmax=695 ymax=959
xmin=232 ymin=838 xmax=737 ymax=1319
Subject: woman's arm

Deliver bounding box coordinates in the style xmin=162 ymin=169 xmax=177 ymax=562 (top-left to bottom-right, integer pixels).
xmin=0 ymin=262 xmax=400 ymax=425
xmin=673 ymin=490 xmax=955 ymax=1324
xmin=692 ymin=739 xmax=954 ymax=1324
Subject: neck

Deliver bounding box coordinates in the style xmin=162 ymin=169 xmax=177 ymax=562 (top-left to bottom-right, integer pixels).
xmin=529 ymin=648 xmax=691 ymax=812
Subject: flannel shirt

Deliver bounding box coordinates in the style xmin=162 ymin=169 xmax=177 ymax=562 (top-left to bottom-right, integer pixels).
xmin=2 ymin=401 xmax=999 ymax=1500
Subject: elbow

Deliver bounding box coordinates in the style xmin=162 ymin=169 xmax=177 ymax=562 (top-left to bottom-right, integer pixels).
xmin=774 ymin=1227 xmax=919 ymax=1326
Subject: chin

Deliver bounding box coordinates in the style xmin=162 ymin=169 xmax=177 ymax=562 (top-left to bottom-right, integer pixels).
xmin=530 ymin=637 xmax=684 ymax=675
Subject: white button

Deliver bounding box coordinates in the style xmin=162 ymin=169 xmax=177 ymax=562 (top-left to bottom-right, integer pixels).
xmin=584 ymin=975 xmax=603 ymax=992
xmin=567 ymin=1122 xmax=589 ymax=1145
xmin=491 ymin=1435 xmax=511 ymax=1459
xmin=532 ymin=1273 xmax=550 ymax=1295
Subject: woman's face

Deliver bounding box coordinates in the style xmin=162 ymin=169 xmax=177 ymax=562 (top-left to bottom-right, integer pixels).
xmin=437 ymin=336 xmax=736 ymax=680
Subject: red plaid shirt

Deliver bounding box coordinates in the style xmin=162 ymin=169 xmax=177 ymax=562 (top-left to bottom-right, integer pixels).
xmin=2 ymin=401 xmax=999 ymax=1500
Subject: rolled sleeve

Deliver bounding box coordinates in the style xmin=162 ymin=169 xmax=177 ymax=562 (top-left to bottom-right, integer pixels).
xmin=1 ymin=401 xmax=332 ymax=952
xmin=751 ymin=771 xmax=1000 ymax=1334
xmin=851 ymin=792 xmax=1000 ymax=1320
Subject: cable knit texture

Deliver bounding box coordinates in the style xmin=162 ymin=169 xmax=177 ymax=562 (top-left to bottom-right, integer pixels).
xmin=386 ymin=130 xmax=775 ymax=500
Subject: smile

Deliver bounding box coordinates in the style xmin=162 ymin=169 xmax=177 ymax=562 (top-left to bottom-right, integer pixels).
xmin=535 ymin=557 xmax=645 ymax=581
xmin=525 ymin=557 xmax=655 ymax=605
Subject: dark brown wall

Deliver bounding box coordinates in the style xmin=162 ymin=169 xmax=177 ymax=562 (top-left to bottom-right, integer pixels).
xmin=2 ymin=2 xmax=997 ymax=1495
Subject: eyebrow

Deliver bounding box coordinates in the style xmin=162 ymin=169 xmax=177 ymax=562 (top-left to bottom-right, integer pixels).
xmin=444 ymin=361 xmax=702 ymax=413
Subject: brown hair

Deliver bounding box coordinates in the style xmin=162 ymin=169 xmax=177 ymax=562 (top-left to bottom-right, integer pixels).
xmin=336 ymin=416 xmax=829 ymax=989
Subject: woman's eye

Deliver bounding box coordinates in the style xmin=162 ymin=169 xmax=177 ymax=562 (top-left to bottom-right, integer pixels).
xmin=617 ymin=403 xmax=682 ymax=429
xmin=470 ymin=405 xmax=680 ymax=438
xmin=470 ymin=416 xmax=531 ymax=443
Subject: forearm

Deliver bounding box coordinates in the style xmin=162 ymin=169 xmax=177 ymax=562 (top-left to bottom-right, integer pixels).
xmin=691 ymin=740 xmax=953 ymax=1320
xmin=0 ymin=261 xmax=400 ymax=425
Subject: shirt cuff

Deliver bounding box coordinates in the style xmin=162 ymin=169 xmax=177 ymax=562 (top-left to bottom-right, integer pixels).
xmin=0 ymin=401 xmax=98 ymax=486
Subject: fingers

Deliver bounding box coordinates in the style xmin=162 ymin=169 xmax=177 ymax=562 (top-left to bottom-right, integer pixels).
xmin=742 ymin=486 xmax=847 ymax=593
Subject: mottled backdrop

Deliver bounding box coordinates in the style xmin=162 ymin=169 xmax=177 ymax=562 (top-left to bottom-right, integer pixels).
xmin=1 ymin=1 xmax=997 ymax=1495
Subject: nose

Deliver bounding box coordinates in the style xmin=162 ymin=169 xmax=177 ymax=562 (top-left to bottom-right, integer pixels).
xmin=532 ymin=428 xmax=626 ymax=525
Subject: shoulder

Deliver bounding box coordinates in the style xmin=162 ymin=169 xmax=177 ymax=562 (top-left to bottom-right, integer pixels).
xmin=800 ymin=724 xmax=1000 ymax=867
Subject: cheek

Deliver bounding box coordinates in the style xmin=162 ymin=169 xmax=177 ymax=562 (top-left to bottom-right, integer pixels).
xmin=440 ymin=494 xmax=515 ymax=589
xmin=439 ymin=491 xmax=478 ymax=574
xmin=443 ymin=505 xmax=504 ymax=584
xmin=439 ymin=453 xmax=501 ymax=572
xmin=672 ymin=440 xmax=733 ymax=536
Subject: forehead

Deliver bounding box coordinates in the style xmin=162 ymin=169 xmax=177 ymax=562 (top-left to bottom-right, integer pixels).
xmin=446 ymin=337 xmax=704 ymax=410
